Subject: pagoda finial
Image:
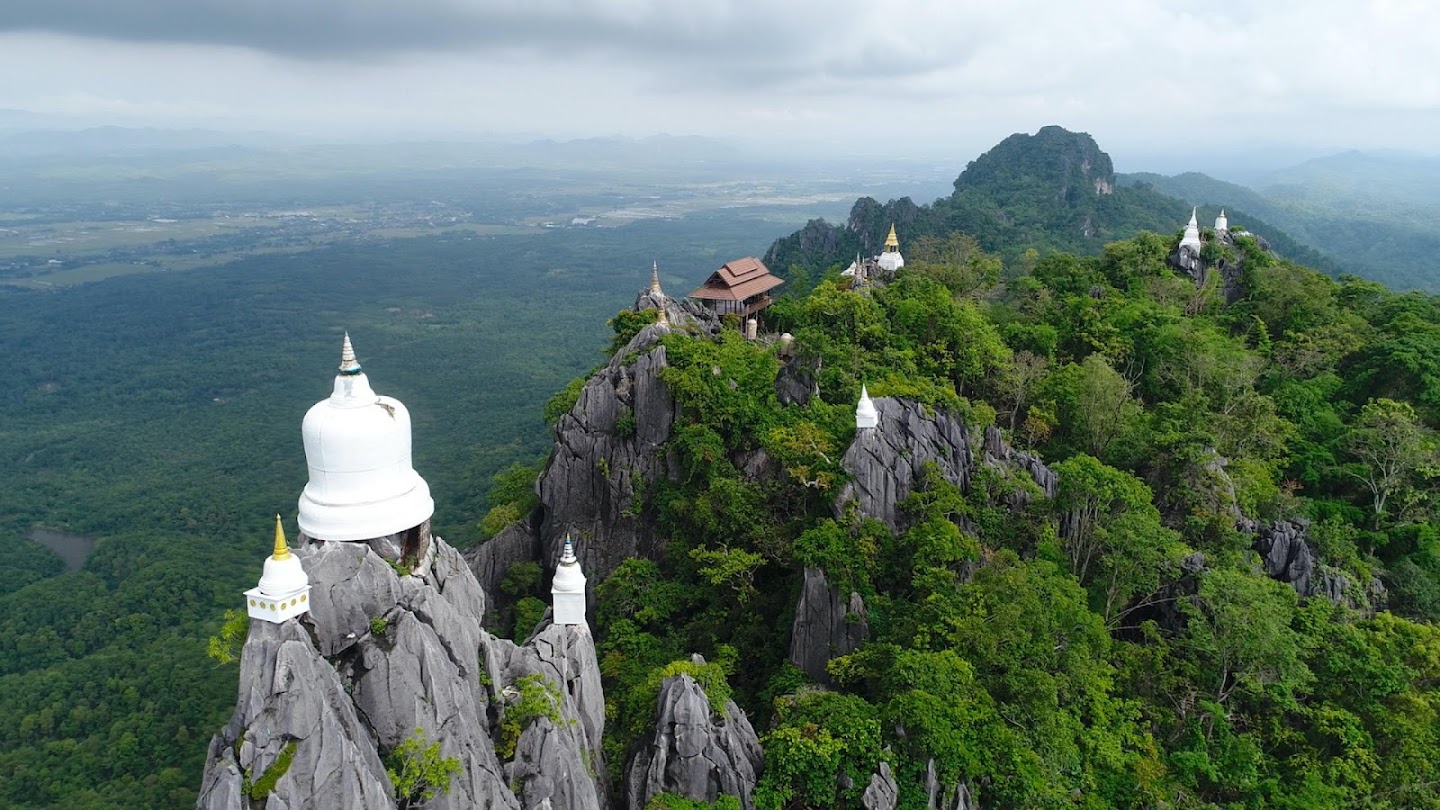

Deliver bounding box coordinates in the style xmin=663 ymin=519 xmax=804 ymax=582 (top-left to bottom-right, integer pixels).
xmin=272 ymin=514 xmax=291 ymax=561
xmin=884 ymin=223 xmax=899 ymax=251
xmin=1188 ymin=207 xmax=1198 ymax=227
xmin=650 ymin=260 xmax=663 ymax=294
xmin=339 ymin=332 xmax=362 ymax=375
xmin=560 ymin=533 xmax=577 ymax=565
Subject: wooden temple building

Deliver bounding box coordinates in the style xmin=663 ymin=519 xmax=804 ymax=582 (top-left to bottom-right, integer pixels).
xmin=686 ymin=257 xmax=783 ymax=319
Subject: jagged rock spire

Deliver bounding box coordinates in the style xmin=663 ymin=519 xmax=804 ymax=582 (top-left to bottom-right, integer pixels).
xmin=338 ymin=332 xmax=361 ymax=376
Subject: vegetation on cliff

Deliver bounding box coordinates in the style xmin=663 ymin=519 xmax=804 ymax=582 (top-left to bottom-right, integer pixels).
xmin=586 ymin=215 xmax=1440 ymax=807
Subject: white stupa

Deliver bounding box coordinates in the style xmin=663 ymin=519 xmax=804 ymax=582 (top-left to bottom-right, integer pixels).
xmin=551 ymin=534 xmax=588 ymax=626
xmin=877 ymin=224 xmax=905 ymax=272
xmin=245 ymin=515 xmax=311 ymax=623
xmin=297 ymin=333 xmax=434 ymax=542
xmin=1179 ymin=208 xmax=1203 ymax=252
xmin=1214 ymin=209 xmax=1228 ymax=233
xmin=856 ymin=384 xmax=879 ymax=430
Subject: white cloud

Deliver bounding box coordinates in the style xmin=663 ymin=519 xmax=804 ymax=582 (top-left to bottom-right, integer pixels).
xmin=0 ymin=1 xmax=1436 ymax=159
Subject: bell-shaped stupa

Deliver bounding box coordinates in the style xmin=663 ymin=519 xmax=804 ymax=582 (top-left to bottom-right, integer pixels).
xmin=297 ymin=333 xmax=434 ymax=542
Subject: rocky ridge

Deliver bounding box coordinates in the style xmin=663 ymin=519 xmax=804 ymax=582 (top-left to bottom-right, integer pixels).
xmin=197 ymin=535 xmax=606 ymax=810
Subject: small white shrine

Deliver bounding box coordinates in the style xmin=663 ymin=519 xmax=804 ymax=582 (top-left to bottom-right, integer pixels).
xmin=245 ymin=515 xmax=311 ymax=623
xmin=551 ymin=535 xmax=588 ymax=626
xmin=1179 ymin=208 xmax=1203 ymax=253
xmin=856 ymin=385 xmax=879 ymax=430
xmin=297 ymin=333 xmax=434 ymax=542
xmin=1214 ymin=209 xmax=1228 ymax=233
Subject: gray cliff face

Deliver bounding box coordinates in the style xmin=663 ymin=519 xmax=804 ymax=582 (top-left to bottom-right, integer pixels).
xmin=199 ymin=537 xmax=611 ymax=810
xmin=625 ymin=669 xmax=764 ymax=810
xmin=837 ymin=399 xmax=1056 ymax=533
xmin=1245 ymin=518 xmax=1351 ymax=603
xmin=861 ymin=762 xmax=899 ymax=810
xmin=924 ymin=759 xmax=978 ymax=810
xmin=836 ymin=397 xmax=974 ymax=533
xmin=464 ymin=517 xmax=541 ymax=624
xmin=634 ymin=286 xmax=719 ymax=334
xmin=537 ymin=323 xmax=679 ymax=595
xmin=484 ymin=623 xmax=610 ymax=810
xmin=981 ymin=426 xmax=1057 ymax=506
xmin=787 ymin=566 xmax=869 ymax=685
xmin=195 ymin=620 xmax=394 ymax=810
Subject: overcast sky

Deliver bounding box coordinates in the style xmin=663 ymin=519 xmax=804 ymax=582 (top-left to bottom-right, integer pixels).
xmin=2 ymin=0 xmax=1436 ymax=168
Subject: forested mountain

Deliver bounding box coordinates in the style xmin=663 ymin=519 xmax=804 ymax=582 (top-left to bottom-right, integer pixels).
xmin=488 ymin=186 xmax=1440 ymax=807
xmin=765 ymin=126 xmax=1335 ymax=284
xmin=7 ymin=125 xmax=1440 ymax=809
xmin=1122 ymin=150 xmax=1440 ymax=291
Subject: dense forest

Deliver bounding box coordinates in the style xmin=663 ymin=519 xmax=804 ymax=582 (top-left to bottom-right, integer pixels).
xmin=6 ymin=124 xmax=1440 ymax=808
xmin=0 ymin=211 xmax=799 ymax=809
xmin=567 ymin=222 xmax=1440 ymax=807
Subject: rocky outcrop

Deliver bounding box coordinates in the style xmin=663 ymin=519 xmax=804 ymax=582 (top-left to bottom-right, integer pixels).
xmin=199 ymin=536 xmax=615 ymax=810
xmin=861 ymin=762 xmax=899 ymax=810
xmin=788 ymin=566 xmax=869 ymax=684
xmin=537 ymin=323 xmax=679 ymax=598
xmin=1245 ymin=518 xmax=1350 ymax=603
xmin=924 ymin=758 xmax=978 ymax=810
xmin=981 ymin=426 xmax=1057 ymax=506
xmin=775 ymin=353 xmax=819 ymax=406
xmin=836 ymin=397 xmax=975 ymax=533
xmin=634 ymin=285 xmax=718 ymax=334
xmin=625 ymin=665 xmax=764 ymax=810
xmin=465 ymin=517 xmax=541 ymax=619
xmin=195 ymin=620 xmax=394 ymax=810
xmin=1166 ymin=228 xmax=1274 ymax=304
xmin=484 ymin=622 xmax=610 ymax=809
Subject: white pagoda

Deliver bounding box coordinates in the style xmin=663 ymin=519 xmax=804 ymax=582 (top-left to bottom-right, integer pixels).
xmin=551 ymin=535 xmax=588 ymax=626
xmin=245 ymin=515 xmax=311 ymax=623
xmin=297 ymin=334 xmax=434 ymax=543
xmin=856 ymin=385 xmax=879 ymax=430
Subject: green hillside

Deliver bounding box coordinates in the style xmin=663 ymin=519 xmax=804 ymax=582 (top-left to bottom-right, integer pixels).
xmin=766 ymin=126 xmax=1335 ymax=281
xmin=1122 ymin=153 xmax=1440 ymax=291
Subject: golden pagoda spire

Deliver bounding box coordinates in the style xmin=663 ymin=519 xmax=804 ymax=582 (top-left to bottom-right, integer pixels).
xmin=272 ymin=514 xmax=292 ymax=561
xmin=884 ymin=224 xmax=899 ymax=251
xmin=650 ymin=260 xmax=663 ymax=294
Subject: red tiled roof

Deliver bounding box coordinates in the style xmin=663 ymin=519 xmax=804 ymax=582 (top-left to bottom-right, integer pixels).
xmin=687 ymin=257 xmax=784 ymax=301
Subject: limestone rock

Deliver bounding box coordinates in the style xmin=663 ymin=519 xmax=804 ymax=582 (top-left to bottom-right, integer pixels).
xmin=774 ymin=353 xmax=819 ymax=406
xmin=507 ymin=716 xmax=603 ymax=810
xmin=634 ymin=285 xmax=718 ymax=333
xmin=299 ymin=538 xmax=405 ymax=658
xmin=836 ymin=397 xmax=974 ymax=533
xmin=484 ymin=622 xmax=610 ymax=808
xmin=861 ymin=762 xmax=899 ymax=810
xmin=537 ymin=326 xmax=678 ymax=595
xmin=924 ymin=758 xmax=978 ymax=810
xmin=465 ymin=517 xmax=541 ymax=620
xmin=196 ymin=620 xmax=394 ymax=810
xmin=1247 ymin=518 xmax=1350 ymax=602
xmin=981 ymin=426 xmax=1058 ymax=505
xmin=788 ymin=566 xmax=869 ymax=684
xmin=626 ymin=670 xmax=764 ymax=810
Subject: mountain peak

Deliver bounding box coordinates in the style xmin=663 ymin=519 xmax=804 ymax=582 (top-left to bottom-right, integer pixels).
xmin=954 ymin=125 xmax=1115 ymax=199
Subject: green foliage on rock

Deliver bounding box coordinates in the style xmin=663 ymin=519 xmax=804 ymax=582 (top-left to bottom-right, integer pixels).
xmin=386 ymin=728 xmax=461 ymax=808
